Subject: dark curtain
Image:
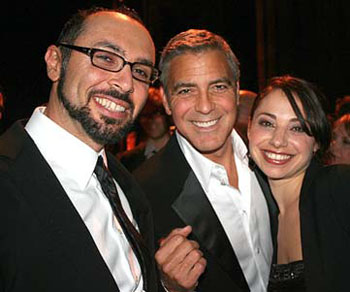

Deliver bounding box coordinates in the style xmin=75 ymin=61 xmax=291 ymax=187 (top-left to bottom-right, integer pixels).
xmin=256 ymin=0 xmax=350 ymax=107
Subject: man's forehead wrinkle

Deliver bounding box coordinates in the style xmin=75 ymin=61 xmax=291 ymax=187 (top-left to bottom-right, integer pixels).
xmin=209 ymin=77 xmax=234 ymax=86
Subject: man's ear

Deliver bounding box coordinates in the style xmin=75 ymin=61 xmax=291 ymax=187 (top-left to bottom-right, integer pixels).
xmin=44 ymin=45 xmax=62 ymax=82
xmin=236 ymin=81 xmax=240 ymax=105
xmin=160 ymin=86 xmax=172 ymax=115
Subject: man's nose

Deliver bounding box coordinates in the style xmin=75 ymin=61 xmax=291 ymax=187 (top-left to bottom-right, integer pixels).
xmin=195 ymin=92 xmax=215 ymax=114
xmin=107 ymin=64 xmax=134 ymax=94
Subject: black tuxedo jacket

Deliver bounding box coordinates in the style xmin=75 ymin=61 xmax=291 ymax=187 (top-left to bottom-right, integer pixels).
xmin=134 ymin=135 xmax=259 ymax=292
xmin=0 ymin=121 xmax=158 ymax=292
xmin=257 ymin=158 xmax=350 ymax=292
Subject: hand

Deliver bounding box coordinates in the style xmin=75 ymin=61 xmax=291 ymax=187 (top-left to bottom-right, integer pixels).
xmin=155 ymin=226 xmax=207 ymax=292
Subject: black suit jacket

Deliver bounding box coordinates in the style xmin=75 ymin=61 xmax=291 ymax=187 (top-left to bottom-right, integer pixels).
xmin=119 ymin=142 xmax=147 ymax=172
xmin=134 ymin=135 xmax=256 ymax=292
xmin=0 ymin=121 xmax=158 ymax=292
xmin=258 ymin=158 xmax=350 ymax=292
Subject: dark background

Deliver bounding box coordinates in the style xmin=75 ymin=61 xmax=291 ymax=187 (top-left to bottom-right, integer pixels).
xmin=1 ymin=0 xmax=349 ymax=129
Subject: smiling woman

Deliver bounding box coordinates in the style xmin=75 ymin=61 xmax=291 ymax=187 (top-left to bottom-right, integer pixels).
xmin=248 ymin=88 xmax=319 ymax=181
xmin=248 ymin=75 xmax=350 ymax=292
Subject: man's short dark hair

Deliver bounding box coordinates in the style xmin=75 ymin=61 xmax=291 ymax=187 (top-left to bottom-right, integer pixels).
xmin=159 ymin=29 xmax=240 ymax=95
xmin=140 ymin=87 xmax=166 ymax=116
xmin=57 ymin=6 xmax=145 ymax=70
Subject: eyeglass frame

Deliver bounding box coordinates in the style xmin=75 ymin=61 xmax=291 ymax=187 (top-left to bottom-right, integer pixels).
xmin=56 ymin=43 xmax=160 ymax=84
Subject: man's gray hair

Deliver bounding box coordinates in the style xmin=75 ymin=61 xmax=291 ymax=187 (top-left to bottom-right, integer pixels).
xmin=159 ymin=29 xmax=240 ymax=94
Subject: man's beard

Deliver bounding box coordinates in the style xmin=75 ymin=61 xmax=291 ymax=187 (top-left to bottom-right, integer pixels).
xmin=57 ymin=69 xmax=135 ymax=146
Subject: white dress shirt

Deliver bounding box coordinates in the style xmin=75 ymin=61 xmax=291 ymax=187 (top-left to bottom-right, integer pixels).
xmin=25 ymin=107 xmax=143 ymax=292
xmin=177 ymin=130 xmax=272 ymax=292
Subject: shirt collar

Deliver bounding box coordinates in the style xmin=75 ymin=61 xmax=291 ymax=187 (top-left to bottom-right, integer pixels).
xmin=144 ymin=140 xmax=157 ymax=158
xmin=232 ymin=130 xmax=249 ymax=163
xmin=25 ymin=106 xmax=103 ymax=190
xmin=176 ymin=129 xmax=249 ymax=193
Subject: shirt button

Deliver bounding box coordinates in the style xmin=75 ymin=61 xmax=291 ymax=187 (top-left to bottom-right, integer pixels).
xmin=256 ymin=247 xmax=260 ymax=254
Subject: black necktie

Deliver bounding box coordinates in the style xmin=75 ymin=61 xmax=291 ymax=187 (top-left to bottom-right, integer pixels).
xmin=94 ymin=156 xmax=148 ymax=291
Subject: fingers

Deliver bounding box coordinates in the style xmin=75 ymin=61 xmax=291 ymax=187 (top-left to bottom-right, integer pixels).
xmin=159 ymin=225 xmax=192 ymax=247
xmin=157 ymin=237 xmax=200 ymax=272
xmin=155 ymin=226 xmax=207 ymax=292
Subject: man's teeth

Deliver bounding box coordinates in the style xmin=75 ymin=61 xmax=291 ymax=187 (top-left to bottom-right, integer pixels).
xmin=95 ymin=97 xmax=126 ymax=112
xmin=265 ymin=151 xmax=291 ymax=161
xmin=192 ymin=119 xmax=218 ymax=128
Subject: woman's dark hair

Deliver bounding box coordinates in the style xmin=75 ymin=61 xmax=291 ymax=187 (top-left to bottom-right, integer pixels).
xmin=250 ymin=75 xmax=331 ymax=160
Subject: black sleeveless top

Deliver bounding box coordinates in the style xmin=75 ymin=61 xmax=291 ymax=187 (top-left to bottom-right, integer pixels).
xmin=268 ymin=260 xmax=306 ymax=292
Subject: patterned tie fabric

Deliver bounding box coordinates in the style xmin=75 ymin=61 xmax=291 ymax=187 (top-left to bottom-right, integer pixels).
xmin=94 ymin=156 xmax=148 ymax=291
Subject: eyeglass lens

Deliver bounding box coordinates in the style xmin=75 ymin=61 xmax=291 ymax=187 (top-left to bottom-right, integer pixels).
xmin=92 ymin=50 xmax=154 ymax=83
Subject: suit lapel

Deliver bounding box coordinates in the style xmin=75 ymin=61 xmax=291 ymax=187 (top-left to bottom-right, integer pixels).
xmin=2 ymin=122 xmax=118 ymax=291
xmin=172 ymin=170 xmax=249 ymax=291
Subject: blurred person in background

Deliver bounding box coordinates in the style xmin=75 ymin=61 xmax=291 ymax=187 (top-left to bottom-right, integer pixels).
xmin=334 ymin=95 xmax=350 ymax=119
xmin=328 ymin=113 xmax=350 ymax=164
xmin=119 ymin=86 xmax=171 ymax=171
xmin=0 ymin=84 xmax=5 ymax=134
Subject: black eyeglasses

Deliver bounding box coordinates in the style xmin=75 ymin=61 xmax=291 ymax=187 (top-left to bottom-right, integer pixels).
xmin=57 ymin=43 xmax=160 ymax=84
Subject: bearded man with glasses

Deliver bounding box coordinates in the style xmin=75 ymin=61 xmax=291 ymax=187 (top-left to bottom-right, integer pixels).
xmin=0 ymin=6 xmax=160 ymax=292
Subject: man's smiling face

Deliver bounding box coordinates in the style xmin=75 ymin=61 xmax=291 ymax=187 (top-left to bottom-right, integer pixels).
xmin=163 ymin=49 xmax=238 ymax=159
